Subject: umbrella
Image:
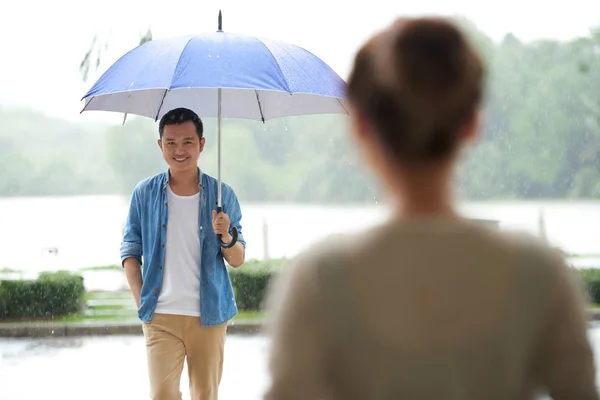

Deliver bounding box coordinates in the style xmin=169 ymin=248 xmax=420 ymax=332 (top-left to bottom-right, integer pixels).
xmin=81 ymin=11 xmax=347 ymax=247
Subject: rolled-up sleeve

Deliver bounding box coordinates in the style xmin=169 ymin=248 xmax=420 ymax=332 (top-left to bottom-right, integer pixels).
xmin=120 ymin=187 xmax=143 ymax=266
xmin=224 ymin=185 xmax=245 ymax=249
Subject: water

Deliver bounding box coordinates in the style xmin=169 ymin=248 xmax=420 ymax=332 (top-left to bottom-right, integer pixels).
xmin=0 ymin=334 xmax=268 ymax=400
xmin=3 ymin=326 xmax=600 ymax=399
xmin=1 ymin=195 xmax=600 ymax=271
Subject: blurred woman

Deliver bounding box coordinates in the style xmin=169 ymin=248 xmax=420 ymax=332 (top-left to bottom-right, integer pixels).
xmin=263 ymin=17 xmax=598 ymax=400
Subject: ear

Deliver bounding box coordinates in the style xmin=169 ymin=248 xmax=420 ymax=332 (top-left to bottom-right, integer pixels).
xmin=157 ymin=138 xmax=163 ymax=150
xmin=199 ymin=137 xmax=206 ymax=152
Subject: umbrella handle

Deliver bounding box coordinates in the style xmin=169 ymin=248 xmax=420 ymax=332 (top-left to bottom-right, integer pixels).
xmin=216 ymin=206 xmax=238 ymax=249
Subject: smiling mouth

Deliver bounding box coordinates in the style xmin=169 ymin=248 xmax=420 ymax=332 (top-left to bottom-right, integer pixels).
xmin=174 ymin=157 xmax=188 ymax=162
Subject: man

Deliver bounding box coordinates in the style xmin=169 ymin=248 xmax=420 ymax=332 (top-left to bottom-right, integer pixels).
xmin=120 ymin=107 xmax=246 ymax=400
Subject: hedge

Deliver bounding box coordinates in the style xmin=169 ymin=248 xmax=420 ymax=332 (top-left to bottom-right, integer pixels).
xmin=229 ymin=258 xmax=286 ymax=311
xmin=0 ymin=271 xmax=85 ymax=320
xmin=228 ymin=260 xmax=600 ymax=312
xmin=579 ymin=268 xmax=600 ymax=304
xmin=1 ymin=262 xmax=598 ymax=319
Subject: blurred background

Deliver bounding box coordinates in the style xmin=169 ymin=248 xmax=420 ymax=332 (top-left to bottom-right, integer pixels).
xmin=1 ymin=1 xmax=600 ymax=399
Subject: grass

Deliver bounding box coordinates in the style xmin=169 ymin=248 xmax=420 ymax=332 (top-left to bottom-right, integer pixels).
xmin=85 ymin=290 xmax=132 ymax=301
xmin=24 ymin=309 xmax=266 ymax=325
xmin=2 ymin=290 xmax=266 ymax=325
xmin=234 ymin=310 xmax=265 ymax=320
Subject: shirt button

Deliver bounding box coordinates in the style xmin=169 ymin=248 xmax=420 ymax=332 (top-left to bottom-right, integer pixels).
xmin=200 ymin=226 xmax=203 ymax=230
xmin=164 ymin=202 xmax=167 ymax=206
xmin=159 ymin=265 xmax=163 ymax=270
xmin=162 ymin=224 xmax=166 ymax=229
xmin=161 ymin=244 xmax=164 ymax=248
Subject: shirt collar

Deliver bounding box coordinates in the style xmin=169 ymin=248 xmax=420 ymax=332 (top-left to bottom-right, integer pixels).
xmin=162 ymin=168 xmax=204 ymax=190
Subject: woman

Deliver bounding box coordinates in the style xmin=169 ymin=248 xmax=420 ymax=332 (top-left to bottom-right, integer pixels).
xmin=263 ymin=17 xmax=598 ymax=400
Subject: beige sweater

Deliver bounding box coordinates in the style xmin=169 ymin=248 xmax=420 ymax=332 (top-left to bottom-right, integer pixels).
xmin=263 ymin=218 xmax=598 ymax=400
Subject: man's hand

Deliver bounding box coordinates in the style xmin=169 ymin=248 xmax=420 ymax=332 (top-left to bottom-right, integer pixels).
xmin=212 ymin=209 xmax=245 ymax=267
xmin=212 ymin=209 xmax=232 ymax=243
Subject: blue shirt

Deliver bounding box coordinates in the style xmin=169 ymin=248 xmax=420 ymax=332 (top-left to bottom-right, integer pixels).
xmin=120 ymin=169 xmax=245 ymax=326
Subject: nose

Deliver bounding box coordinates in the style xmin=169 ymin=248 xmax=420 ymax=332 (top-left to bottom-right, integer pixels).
xmin=174 ymin=146 xmax=185 ymax=155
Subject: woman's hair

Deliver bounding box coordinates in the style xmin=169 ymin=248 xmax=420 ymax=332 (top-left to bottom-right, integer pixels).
xmin=347 ymin=17 xmax=485 ymax=162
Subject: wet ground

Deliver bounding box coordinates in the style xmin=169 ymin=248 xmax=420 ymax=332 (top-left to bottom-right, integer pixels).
xmin=0 ymin=334 xmax=269 ymax=399
xmin=3 ymin=326 xmax=600 ymax=399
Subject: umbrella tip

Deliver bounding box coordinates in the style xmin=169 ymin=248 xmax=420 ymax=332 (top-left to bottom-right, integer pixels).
xmin=218 ymin=10 xmax=223 ymax=32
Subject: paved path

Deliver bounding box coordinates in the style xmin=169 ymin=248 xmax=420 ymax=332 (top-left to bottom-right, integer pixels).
xmin=0 ymin=334 xmax=270 ymax=400
xmin=2 ymin=309 xmax=600 ymax=338
xmin=0 ymin=320 xmax=263 ymax=338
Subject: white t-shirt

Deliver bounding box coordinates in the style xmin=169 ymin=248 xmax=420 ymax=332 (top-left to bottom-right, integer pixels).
xmin=155 ymin=185 xmax=201 ymax=317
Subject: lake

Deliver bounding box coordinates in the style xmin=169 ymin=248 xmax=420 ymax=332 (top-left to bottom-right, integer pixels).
xmin=1 ymin=195 xmax=600 ymax=272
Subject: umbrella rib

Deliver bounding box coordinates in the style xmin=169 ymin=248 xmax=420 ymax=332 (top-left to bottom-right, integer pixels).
xmin=336 ymin=98 xmax=349 ymax=115
xmin=79 ymin=97 xmax=94 ymax=114
xmin=255 ymin=90 xmax=266 ymax=123
xmin=154 ymin=90 xmax=169 ymax=122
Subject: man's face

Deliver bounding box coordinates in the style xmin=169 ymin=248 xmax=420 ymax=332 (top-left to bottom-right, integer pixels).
xmin=158 ymin=121 xmax=205 ymax=173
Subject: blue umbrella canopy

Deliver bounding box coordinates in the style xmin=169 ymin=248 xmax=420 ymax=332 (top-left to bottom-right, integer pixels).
xmin=82 ymin=16 xmax=347 ymax=121
xmin=81 ymin=12 xmax=348 ymax=247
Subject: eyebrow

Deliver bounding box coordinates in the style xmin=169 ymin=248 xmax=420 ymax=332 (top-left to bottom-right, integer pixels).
xmin=164 ymin=136 xmax=196 ymax=141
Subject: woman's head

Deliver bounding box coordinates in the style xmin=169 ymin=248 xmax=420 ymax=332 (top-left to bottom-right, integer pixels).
xmin=347 ymin=17 xmax=484 ymax=172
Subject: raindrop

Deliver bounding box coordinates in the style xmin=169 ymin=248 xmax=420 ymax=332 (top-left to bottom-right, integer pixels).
xmin=208 ymin=55 xmax=212 ymax=58
xmin=51 ymin=329 xmax=54 ymax=334
xmin=217 ymin=54 xmax=220 ymax=59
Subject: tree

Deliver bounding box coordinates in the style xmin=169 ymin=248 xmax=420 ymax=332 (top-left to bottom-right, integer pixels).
xmin=79 ymin=28 xmax=152 ymax=82
xmin=60 ymin=20 xmax=600 ymax=202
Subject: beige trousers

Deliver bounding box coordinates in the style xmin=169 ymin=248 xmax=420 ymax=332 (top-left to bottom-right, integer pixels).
xmin=142 ymin=313 xmax=228 ymax=400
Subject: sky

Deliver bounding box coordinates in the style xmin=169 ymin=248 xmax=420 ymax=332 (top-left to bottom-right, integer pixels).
xmin=1 ymin=0 xmax=599 ymax=124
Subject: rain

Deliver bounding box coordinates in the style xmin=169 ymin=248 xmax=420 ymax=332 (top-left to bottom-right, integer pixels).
xmin=1 ymin=0 xmax=600 ymax=399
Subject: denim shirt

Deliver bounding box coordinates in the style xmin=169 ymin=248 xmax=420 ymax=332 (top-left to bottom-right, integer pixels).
xmin=120 ymin=169 xmax=245 ymax=326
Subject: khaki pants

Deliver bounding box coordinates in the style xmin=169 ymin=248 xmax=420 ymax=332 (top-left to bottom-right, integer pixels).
xmin=142 ymin=313 xmax=228 ymax=400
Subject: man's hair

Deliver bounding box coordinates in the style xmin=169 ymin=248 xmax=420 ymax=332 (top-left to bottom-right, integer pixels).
xmin=347 ymin=17 xmax=485 ymax=162
xmin=158 ymin=108 xmax=204 ymax=139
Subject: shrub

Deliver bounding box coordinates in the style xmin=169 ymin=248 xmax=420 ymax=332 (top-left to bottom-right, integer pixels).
xmin=578 ymin=268 xmax=600 ymax=304
xmin=228 ymin=260 xmax=600 ymax=312
xmin=229 ymin=258 xmax=286 ymax=311
xmin=0 ymin=271 xmax=85 ymax=320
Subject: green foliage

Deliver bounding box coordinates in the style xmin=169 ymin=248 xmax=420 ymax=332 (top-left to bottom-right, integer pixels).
xmin=229 ymin=258 xmax=286 ymax=311
xmin=2 ymin=22 xmax=600 ymax=202
xmin=579 ymin=268 xmax=600 ymax=304
xmin=0 ymin=271 xmax=85 ymax=320
xmin=230 ymin=260 xmax=600 ymax=313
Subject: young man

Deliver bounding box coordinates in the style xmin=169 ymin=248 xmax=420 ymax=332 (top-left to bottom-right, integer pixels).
xmin=120 ymin=107 xmax=246 ymax=400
